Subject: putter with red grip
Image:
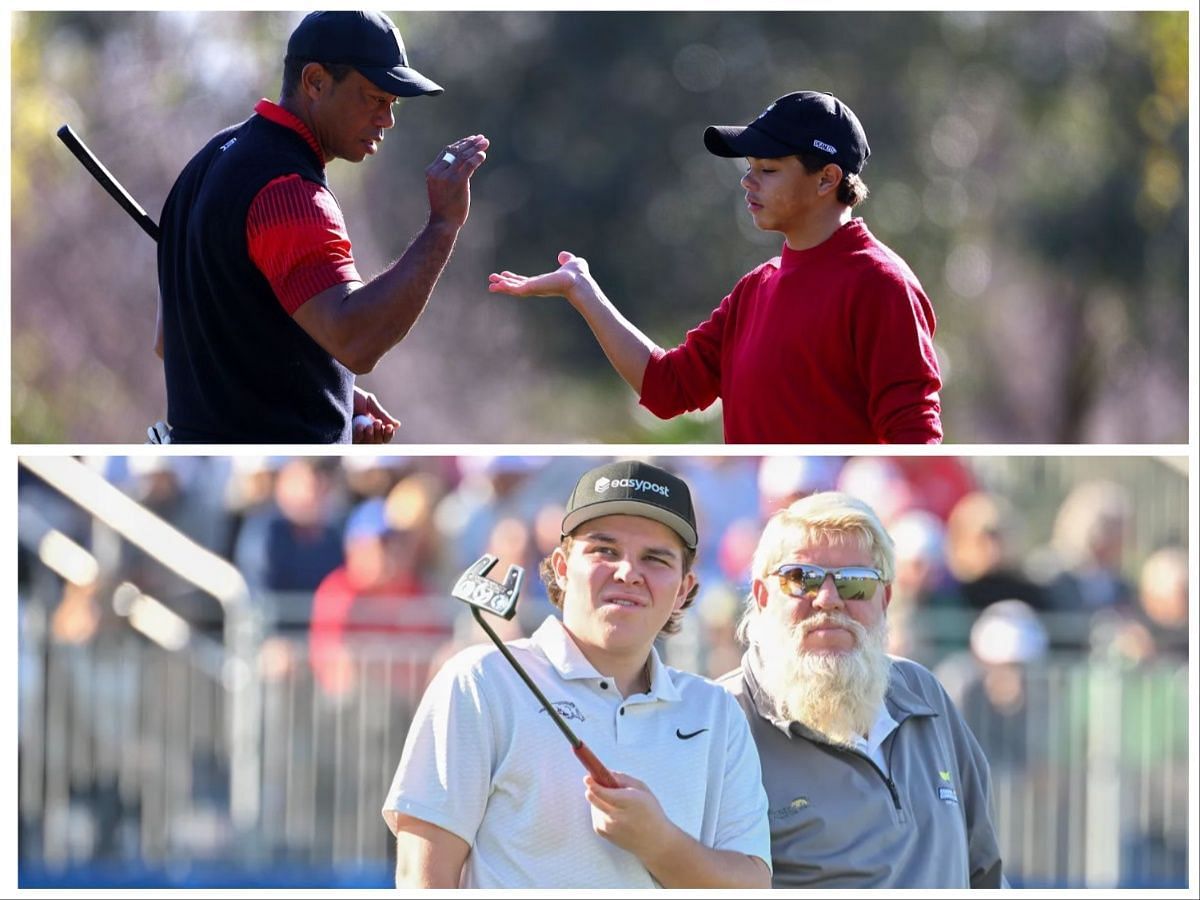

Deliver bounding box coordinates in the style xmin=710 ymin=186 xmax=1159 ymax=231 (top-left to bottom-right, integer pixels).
xmin=451 ymin=554 xmax=620 ymax=788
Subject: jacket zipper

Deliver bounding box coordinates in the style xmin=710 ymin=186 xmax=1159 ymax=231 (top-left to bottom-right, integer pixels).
xmin=846 ymin=719 xmax=906 ymax=811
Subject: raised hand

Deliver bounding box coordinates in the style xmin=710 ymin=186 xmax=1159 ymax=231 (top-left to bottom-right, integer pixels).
xmin=427 ymin=134 xmax=489 ymax=230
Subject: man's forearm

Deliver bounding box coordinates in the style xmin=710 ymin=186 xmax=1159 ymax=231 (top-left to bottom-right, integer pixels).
xmin=334 ymin=218 xmax=460 ymax=372
xmin=353 ymin=217 xmax=460 ymax=353
xmin=568 ymin=278 xmax=658 ymax=394
xmin=639 ymin=822 xmax=771 ymax=889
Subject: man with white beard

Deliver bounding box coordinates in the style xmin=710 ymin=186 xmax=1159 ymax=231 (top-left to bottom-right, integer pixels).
xmin=719 ymin=491 xmax=1006 ymax=888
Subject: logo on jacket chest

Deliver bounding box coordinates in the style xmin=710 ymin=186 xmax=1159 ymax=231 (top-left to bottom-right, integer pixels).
xmin=937 ymin=769 xmax=959 ymax=804
xmin=768 ymin=796 xmax=810 ymax=821
xmin=540 ymin=701 xmax=585 ymax=723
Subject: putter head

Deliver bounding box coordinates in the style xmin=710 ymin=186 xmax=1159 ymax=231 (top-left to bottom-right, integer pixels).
xmin=451 ymin=554 xmax=523 ymax=620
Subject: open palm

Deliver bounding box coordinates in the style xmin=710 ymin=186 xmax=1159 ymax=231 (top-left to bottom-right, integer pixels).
xmin=489 ymin=250 xmax=590 ymax=298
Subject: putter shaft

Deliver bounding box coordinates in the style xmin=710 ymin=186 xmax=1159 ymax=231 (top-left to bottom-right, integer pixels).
xmin=470 ymin=607 xmax=619 ymax=788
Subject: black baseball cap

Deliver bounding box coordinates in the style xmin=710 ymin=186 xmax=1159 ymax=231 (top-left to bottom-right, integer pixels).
xmin=704 ymin=91 xmax=870 ymax=174
xmin=562 ymin=461 xmax=698 ymax=550
xmin=286 ymin=11 xmax=443 ymax=98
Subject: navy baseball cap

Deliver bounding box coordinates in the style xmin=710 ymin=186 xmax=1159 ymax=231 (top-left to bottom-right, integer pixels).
xmin=562 ymin=461 xmax=698 ymax=550
xmin=704 ymin=91 xmax=870 ymax=174
xmin=287 ymin=11 xmax=443 ymax=98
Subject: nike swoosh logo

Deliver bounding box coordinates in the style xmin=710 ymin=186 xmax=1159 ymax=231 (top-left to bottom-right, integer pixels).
xmin=676 ymin=728 xmax=709 ymax=740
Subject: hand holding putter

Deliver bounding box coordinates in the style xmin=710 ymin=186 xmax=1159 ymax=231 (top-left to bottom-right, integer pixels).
xmin=451 ymin=553 xmax=620 ymax=788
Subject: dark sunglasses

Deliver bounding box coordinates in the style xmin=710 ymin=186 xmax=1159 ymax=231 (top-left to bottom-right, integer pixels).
xmin=771 ymin=563 xmax=884 ymax=601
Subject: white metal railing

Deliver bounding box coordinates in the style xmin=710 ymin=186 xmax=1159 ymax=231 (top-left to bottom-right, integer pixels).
xmin=18 ymin=612 xmax=1188 ymax=887
xmin=18 ymin=457 xmax=263 ymax=842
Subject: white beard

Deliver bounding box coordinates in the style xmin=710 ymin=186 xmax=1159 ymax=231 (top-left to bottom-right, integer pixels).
xmin=749 ymin=608 xmax=892 ymax=748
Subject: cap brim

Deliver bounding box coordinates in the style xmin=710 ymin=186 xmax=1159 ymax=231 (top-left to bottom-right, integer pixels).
xmin=703 ymin=124 xmax=796 ymax=159
xmin=562 ymin=500 xmax=697 ymax=550
xmin=359 ymin=65 xmax=444 ymax=97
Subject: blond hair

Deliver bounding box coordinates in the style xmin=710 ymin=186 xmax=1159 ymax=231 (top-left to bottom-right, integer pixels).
xmin=739 ymin=491 xmax=894 ymax=644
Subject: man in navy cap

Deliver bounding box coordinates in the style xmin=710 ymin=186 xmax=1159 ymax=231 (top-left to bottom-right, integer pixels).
xmin=157 ymin=11 xmax=488 ymax=443
xmin=490 ymin=91 xmax=942 ymax=444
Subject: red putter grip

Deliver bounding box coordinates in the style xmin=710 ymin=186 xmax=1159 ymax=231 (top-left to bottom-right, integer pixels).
xmin=574 ymin=742 xmax=620 ymax=788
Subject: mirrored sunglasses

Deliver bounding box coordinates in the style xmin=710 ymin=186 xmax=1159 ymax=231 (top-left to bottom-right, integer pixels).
xmin=772 ymin=563 xmax=884 ymax=601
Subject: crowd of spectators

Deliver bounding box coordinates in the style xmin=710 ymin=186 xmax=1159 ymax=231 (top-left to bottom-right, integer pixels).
xmin=18 ymin=455 xmax=1187 ymax=693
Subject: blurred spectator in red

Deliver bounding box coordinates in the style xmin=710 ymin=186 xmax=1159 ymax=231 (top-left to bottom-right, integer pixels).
xmin=1036 ymin=480 xmax=1135 ymax=613
xmin=309 ymin=497 xmax=448 ymax=701
xmin=945 ymin=491 xmax=1050 ymax=613
xmin=890 ymin=457 xmax=977 ymax=522
xmin=716 ymin=517 xmax=761 ymax=585
xmin=835 ymin=456 xmax=916 ymax=525
xmin=836 ymin=456 xmax=975 ymax=527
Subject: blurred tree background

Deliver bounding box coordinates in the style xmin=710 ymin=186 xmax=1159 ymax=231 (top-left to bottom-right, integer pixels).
xmin=9 ymin=10 xmax=1190 ymax=443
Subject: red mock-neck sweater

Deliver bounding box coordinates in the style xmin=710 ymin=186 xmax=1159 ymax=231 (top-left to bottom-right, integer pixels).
xmin=639 ymin=219 xmax=942 ymax=444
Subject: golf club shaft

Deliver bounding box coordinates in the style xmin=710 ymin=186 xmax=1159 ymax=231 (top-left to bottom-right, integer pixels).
xmin=470 ymin=608 xmax=620 ymax=788
xmin=57 ymin=124 xmax=161 ymax=242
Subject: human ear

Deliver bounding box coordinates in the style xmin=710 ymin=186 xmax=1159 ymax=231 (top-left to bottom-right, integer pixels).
xmin=817 ymin=164 xmax=843 ymax=195
xmin=551 ymin=546 xmax=569 ymax=591
xmin=674 ymin=571 xmax=697 ymax=611
xmin=301 ymin=62 xmax=327 ymax=99
xmin=751 ymin=578 xmax=771 ymax=611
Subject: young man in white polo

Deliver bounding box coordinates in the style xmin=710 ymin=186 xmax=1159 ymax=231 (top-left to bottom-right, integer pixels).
xmin=382 ymin=460 xmax=771 ymax=888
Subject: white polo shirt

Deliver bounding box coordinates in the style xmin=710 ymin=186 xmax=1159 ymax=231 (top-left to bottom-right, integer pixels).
xmin=382 ymin=615 xmax=771 ymax=888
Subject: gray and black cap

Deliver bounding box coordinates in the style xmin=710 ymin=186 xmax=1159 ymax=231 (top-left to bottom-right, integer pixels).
xmin=286 ymin=10 xmax=443 ymax=98
xmin=562 ymin=460 xmax=698 ymax=550
xmin=704 ymin=90 xmax=870 ymax=174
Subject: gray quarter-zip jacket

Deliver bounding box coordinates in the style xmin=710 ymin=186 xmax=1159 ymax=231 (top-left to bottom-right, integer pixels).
xmin=719 ymin=650 xmax=1006 ymax=888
